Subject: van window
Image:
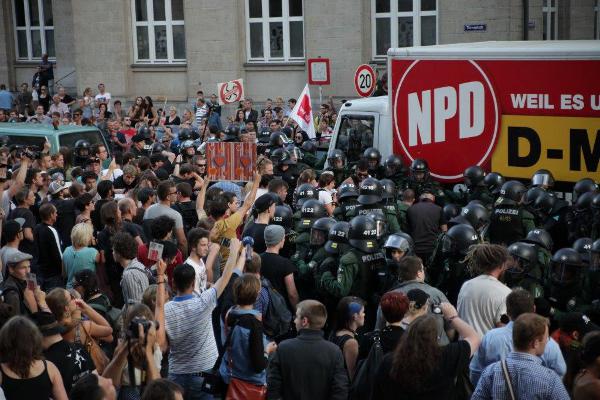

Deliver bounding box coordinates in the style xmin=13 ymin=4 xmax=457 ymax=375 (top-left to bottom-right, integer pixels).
xmin=59 ymin=131 xmax=106 ymax=150
xmin=6 ymin=135 xmax=47 ymax=150
xmin=334 ymin=115 xmax=375 ymax=163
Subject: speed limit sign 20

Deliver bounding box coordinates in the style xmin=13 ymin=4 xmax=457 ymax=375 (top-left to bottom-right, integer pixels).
xmin=354 ymin=64 xmax=376 ymax=97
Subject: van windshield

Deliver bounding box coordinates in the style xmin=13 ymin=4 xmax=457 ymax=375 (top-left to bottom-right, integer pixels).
xmin=334 ymin=115 xmax=375 ymax=164
xmin=59 ymin=131 xmax=106 ymax=151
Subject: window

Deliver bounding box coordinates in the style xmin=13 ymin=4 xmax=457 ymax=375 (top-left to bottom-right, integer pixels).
xmin=335 ymin=115 xmax=375 ymax=164
xmin=12 ymin=0 xmax=55 ymax=60
xmin=542 ymin=0 xmax=558 ymax=40
xmin=372 ymin=0 xmax=437 ymax=59
xmin=131 ymin=0 xmax=186 ymax=63
xmin=245 ymin=0 xmax=304 ymax=62
xmin=595 ymin=0 xmax=599 ymax=39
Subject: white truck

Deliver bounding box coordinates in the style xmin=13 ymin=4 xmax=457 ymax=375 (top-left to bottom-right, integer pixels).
xmin=327 ymin=41 xmax=600 ymax=188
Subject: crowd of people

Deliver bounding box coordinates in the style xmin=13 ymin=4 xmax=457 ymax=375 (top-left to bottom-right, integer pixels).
xmin=0 ymin=80 xmax=599 ymax=400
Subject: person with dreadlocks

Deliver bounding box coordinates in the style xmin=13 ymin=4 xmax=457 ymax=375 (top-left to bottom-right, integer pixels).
xmin=457 ymin=244 xmax=512 ymax=336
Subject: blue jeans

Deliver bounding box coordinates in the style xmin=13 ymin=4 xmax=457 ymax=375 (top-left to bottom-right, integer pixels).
xmin=169 ymin=373 xmax=213 ymax=400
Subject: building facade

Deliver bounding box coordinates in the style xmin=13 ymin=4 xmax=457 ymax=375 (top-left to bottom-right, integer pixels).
xmin=0 ymin=0 xmax=598 ymax=106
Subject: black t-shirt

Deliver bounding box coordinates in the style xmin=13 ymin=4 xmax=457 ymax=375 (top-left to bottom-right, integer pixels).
xmin=92 ymin=199 xmax=112 ymax=233
xmin=60 ymin=94 xmax=75 ymax=104
xmin=113 ymin=175 xmax=138 ymax=191
xmin=122 ymin=220 xmax=146 ymax=243
xmin=358 ymin=325 xmax=405 ymax=360
xmin=407 ymin=199 xmax=447 ymax=255
xmin=44 ymin=340 xmax=95 ymax=393
xmin=372 ymin=340 xmax=470 ymax=400
xmin=259 ymin=252 xmax=297 ymax=310
xmin=8 ymin=207 xmax=37 ymax=257
xmin=242 ymin=222 xmax=268 ymax=254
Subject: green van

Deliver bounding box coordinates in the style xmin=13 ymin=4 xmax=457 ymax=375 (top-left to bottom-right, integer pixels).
xmin=0 ymin=123 xmax=111 ymax=155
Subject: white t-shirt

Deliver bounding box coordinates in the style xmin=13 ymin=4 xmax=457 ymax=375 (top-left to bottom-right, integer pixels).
xmin=457 ymin=274 xmax=512 ymax=336
xmin=94 ymin=92 xmax=112 ymax=111
xmin=185 ymin=256 xmax=207 ymax=293
xmin=318 ymin=189 xmax=333 ymax=205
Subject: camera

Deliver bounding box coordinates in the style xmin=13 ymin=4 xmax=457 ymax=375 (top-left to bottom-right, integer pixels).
xmin=11 ymin=145 xmax=39 ymax=160
xmin=126 ymin=317 xmax=158 ymax=340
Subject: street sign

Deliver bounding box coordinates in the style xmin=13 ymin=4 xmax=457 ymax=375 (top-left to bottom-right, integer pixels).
xmin=217 ymin=79 xmax=245 ymax=105
xmin=308 ymin=58 xmax=330 ymax=85
xmin=206 ymin=142 xmax=257 ymax=181
xmin=354 ymin=64 xmax=376 ymax=97
xmin=464 ymin=24 xmax=487 ymax=32
xmin=393 ymin=59 xmax=500 ymax=180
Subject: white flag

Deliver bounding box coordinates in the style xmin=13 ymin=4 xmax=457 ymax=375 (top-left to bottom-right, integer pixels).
xmin=289 ymin=84 xmax=316 ymax=139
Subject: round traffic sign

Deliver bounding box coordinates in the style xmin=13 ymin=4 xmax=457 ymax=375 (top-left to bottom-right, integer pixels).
xmin=354 ymin=64 xmax=376 ymax=97
xmin=393 ymin=59 xmax=500 ymax=182
xmin=219 ymin=79 xmax=244 ymax=105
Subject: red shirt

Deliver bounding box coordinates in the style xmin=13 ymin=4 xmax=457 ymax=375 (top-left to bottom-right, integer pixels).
xmin=137 ymin=243 xmax=183 ymax=287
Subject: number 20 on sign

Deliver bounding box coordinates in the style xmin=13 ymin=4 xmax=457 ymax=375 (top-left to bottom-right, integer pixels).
xmin=354 ymin=64 xmax=376 ymax=97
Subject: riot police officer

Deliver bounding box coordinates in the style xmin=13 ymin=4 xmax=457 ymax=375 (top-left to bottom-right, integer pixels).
xmin=448 ymin=165 xmax=493 ymax=207
xmin=73 ymin=140 xmax=91 ymax=167
xmin=325 ymin=149 xmax=348 ymax=185
xmin=349 ymin=177 xmax=401 ymax=233
xmin=257 ymin=130 xmax=271 ymax=156
xmin=531 ymin=169 xmax=555 ymax=190
xmin=450 ymin=201 xmax=490 ymax=238
xmin=375 ymin=234 xmax=412 ymax=296
xmin=545 ymin=248 xmax=586 ymax=317
xmin=383 ymin=154 xmax=406 ymax=187
xmin=593 ymin=193 xmax=600 ymax=240
xmin=584 ymin=240 xmax=600 ymax=316
xmin=272 ymin=148 xmax=301 ymax=204
xmin=572 ymin=178 xmax=598 ymax=203
xmin=293 ymin=183 xmax=319 ymax=226
xmin=444 ymin=204 xmax=461 ymax=226
xmin=333 ymin=182 xmax=359 ymax=221
xmin=362 ymin=147 xmax=385 ymax=179
xmin=403 ymin=158 xmax=445 ymax=202
xmin=292 ymin=199 xmax=327 ymax=265
xmin=483 ymin=172 xmax=505 ymax=203
xmin=488 ymin=180 xmax=535 ymax=245
xmin=506 ymin=241 xmax=545 ymax=298
xmin=533 ymin=190 xmax=570 ymax=250
xmin=300 ymin=140 xmax=323 ymax=169
xmin=523 ymin=228 xmax=554 ymax=284
xmin=270 ymin=205 xmax=297 ymax=259
xmin=429 ymin=223 xmax=479 ymax=304
xmin=567 ymin=191 xmax=595 ymax=244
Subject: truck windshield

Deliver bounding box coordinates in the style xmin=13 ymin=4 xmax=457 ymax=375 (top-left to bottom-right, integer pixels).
xmin=59 ymin=131 xmax=107 ymax=152
xmin=334 ymin=115 xmax=375 ymax=163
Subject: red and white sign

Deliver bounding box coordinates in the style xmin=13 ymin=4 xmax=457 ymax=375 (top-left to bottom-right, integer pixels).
xmin=290 ymin=84 xmax=316 ymax=139
xmin=393 ymin=60 xmax=500 ymax=181
xmin=217 ymin=79 xmax=245 ymax=105
xmin=206 ymin=142 xmax=257 ymax=181
xmin=308 ymin=58 xmax=330 ymax=85
xmin=354 ymin=64 xmax=376 ymax=97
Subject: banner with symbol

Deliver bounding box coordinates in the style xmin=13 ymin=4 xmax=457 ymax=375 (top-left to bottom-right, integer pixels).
xmin=217 ymin=79 xmax=245 ymax=105
xmin=205 ymin=142 xmax=256 ymax=181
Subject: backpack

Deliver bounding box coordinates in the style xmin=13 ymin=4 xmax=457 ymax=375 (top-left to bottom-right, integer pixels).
xmin=349 ymin=331 xmax=384 ymax=400
xmin=261 ymin=277 xmax=292 ymax=339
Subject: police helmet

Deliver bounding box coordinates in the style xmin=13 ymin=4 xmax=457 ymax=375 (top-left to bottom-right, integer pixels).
xmin=357 ymin=177 xmax=383 ymax=205
xmin=151 ymin=142 xmax=166 ymax=154
xmin=551 ymin=248 xmax=583 ymax=286
xmin=499 ymin=180 xmax=527 ymax=203
xmin=301 ymin=140 xmax=317 ymax=154
xmin=484 ymin=172 xmax=505 ymax=195
xmin=74 ymin=140 xmax=91 ymax=157
xmin=258 ymin=130 xmax=272 ymax=144
xmin=531 ymin=169 xmax=555 ymax=189
xmin=380 ymin=179 xmax=397 ymax=201
xmin=338 ymin=183 xmax=359 ymax=200
xmin=507 ymin=242 xmax=538 ymax=279
xmin=410 ymin=159 xmax=429 ymax=182
xmin=523 ymin=229 xmax=554 ymax=251
xmin=523 ymin=187 xmax=546 ymax=207
xmin=383 ymin=234 xmax=411 ymax=259
xmin=363 ymin=147 xmax=381 ymax=163
xmin=300 ymin=199 xmax=327 ymax=228
xmin=593 ymin=193 xmax=600 ymax=211
xmin=271 ymin=205 xmax=293 ymax=233
xmin=270 ymin=148 xmax=296 ymax=166
xmin=395 ymin=232 xmax=416 ymax=255
xmin=310 ymin=217 xmax=337 ymax=246
xmin=442 ymin=224 xmax=479 ymax=256
xmin=180 ymin=140 xmax=195 ymax=151
xmin=137 ymin=126 xmax=152 ymax=140
xmin=384 ymin=154 xmax=404 ymax=178
xmin=295 ymin=183 xmax=319 ymax=208
xmin=451 ymin=202 xmax=490 ymax=232
xmin=575 ymin=191 xmax=594 ymax=211
xmin=325 ymin=221 xmax=350 ymax=254
xmin=573 ymin=178 xmax=598 ymax=202
xmin=348 ymin=215 xmax=380 ymax=253
xmin=269 ymin=131 xmax=289 ymax=147
xmin=178 ymin=128 xmax=192 ymax=141
xmin=328 ymin=149 xmax=346 ymax=169
xmin=223 ymin=126 xmax=240 ymax=142
xmin=573 ymin=237 xmax=593 ymax=264
xmin=443 ymin=204 xmax=461 ymax=223
xmin=532 ymin=191 xmax=557 ymax=217
xmin=463 ymin=166 xmax=485 ymax=187
xmin=591 ymin=239 xmax=600 ymax=272
xmin=366 ymin=210 xmax=387 ymax=241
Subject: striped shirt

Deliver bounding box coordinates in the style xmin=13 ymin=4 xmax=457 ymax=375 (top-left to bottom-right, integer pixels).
xmin=472 ymin=352 xmax=570 ymax=400
xmin=120 ymin=259 xmax=150 ymax=306
xmin=165 ymin=288 xmax=218 ymax=374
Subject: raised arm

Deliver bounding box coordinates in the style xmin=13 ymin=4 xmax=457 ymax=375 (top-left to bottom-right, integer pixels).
xmin=155 ymin=259 xmax=168 ymax=352
xmin=440 ymin=302 xmax=481 ymax=356
xmin=213 ymin=238 xmax=241 ymax=297
xmin=239 ymin=172 xmax=262 ymax=215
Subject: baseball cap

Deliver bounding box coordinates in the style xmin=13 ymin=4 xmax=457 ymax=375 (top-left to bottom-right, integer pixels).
xmin=560 ymin=312 xmax=600 ymax=336
xmin=3 ymin=218 xmax=25 ymax=239
xmin=406 ymin=288 xmax=430 ymax=309
xmin=49 ymin=180 xmax=72 ymax=195
xmin=254 ymin=193 xmax=276 ymax=214
xmin=5 ymin=250 xmax=33 ymax=265
xmin=31 ymin=312 xmax=66 ymax=336
xmin=264 ymin=225 xmax=285 ymax=247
